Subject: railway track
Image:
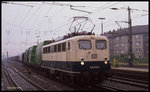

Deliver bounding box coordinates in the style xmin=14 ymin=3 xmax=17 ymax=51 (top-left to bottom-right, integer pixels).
xmin=111 ymin=69 xmax=149 ymax=81
xmin=72 ymin=69 xmax=149 ymax=91
xmin=2 ymin=62 xmax=46 ymax=91
xmin=71 ymin=80 xmax=128 ymax=91
xmin=111 ymin=76 xmax=148 ymax=84
xmin=2 ymin=59 xmax=149 ymax=91
xmin=99 ymin=69 xmax=149 ymax=91
xmin=101 ymin=84 xmax=127 ymax=91
xmin=3 ymin=60 xmax=74 ymax=91
xmin=108 ymin=76 xmax=149 ymax=88
xmin=105 ymin=76 xmax=148 ymax=90
xmin=2 ymin=65 xmax=22 ymax=91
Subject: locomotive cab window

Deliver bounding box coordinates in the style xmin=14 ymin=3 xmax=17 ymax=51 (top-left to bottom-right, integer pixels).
xmin=78 ymin=40 xmax=91 ymax=50
xmin=95 ymin=40 xmax=106 ymax=49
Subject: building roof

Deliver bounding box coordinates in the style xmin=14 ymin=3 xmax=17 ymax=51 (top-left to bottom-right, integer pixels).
xmin=104 ymin=25 xmax=149 ymax=38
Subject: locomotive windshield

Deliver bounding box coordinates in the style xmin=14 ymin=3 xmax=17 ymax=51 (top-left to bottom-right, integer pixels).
xmin=95 ymin=40 xmax=106 ymax=49
xmin=78 ymin=40 xmax=91 ymax=50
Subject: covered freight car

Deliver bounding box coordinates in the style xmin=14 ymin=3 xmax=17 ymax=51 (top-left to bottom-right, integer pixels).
xmin=22 ymin=40 xmax=52 ymax=67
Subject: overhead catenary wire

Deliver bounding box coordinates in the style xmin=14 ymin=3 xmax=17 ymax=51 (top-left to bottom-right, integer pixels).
xmin=20 ymin=3 xmax=38 ymax=28
xmin=3 ymin=18 xmax=72 ymax=41
xmin=10 ymin=2 xmax=34 ymax=7
xmin=17 ymin=4 xmax=34 ymax=31
xmin=2 ymin=2 xmax=148 ymax=57
xmin=2 ymin=3 xmax=129 ymax=36
xmin=84 ymin=2 xmax=121 ymax=17
xmin=31 ymin=2 xmax=75 ymax=39
xmin=2 ymin=3 xmax=147 ymax=34
xmin=21 ymin=3 xmax=42 ymax=28
xmin=98 ymin=3 xmax=148 ymax=33
xmin=41 ymin=2 xmax=121 ymax=36
xmin=33 ymin=3 xmax=54 ymax=31
xmin=2 ymin=3 xmax=148 ymax=36
xmin=3 ymin=2 xmax=148 ymax=32
xmin=29 ymin=3 xmax=45 ymax=29
xmin=3 ymin=4 xmax=120 ymax=36
xmin=50 ymin=6 xmax=68 ymax=18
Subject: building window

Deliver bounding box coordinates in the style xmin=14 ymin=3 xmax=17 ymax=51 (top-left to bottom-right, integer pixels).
xmin=146 ymin=51 xmax=149 ymax=53
xmin=146 ymin=35 xmax=148 ymax=39
xmin=136 ymin=48 xmax=140 ymax=52
xmin=121 ymin=36 xmax=124 ymax=39
xmin=135 ymin=35 xmax=139 ymax=38
xmin=121 ymin=51 xmax=124 ymax=54
xmin=136 ymin=41 xmax=140 ymax=45
xmin=121 ymin=44 xmax=124 ymax=46
xmin=110 ymin=41 xmax=112 ymax=45
xmin=136 ymin=55 xmax=141 ymax=59
xmin=116 ymin=37 xmax=119 ymax=40
xmin=147 ymin=44 xmax=149 ymax=47
xmin=116 ymin=44 xmax=119 ymax=47
xmin=114 ymin=44 xmax=116 ymax=47
xmin=116 ymin=51 xmax=118 ymax=54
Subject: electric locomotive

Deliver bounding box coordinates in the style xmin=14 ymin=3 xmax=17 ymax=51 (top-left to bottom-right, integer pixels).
xmin=42 ymin=34 xmax=111 ymax=85
xmin=21 ymin=16 xmax=111 ymax=86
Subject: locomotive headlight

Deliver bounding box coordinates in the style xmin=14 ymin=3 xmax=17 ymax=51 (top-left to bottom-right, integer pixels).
xmin=104 ymin=61 xmax=108 ymax=64
xmin=104 ymin=58 xmax=108 ymax=64
xmin=80 ymin=57 xmax=84 ymax=65
xmin=81 ymin=61 xmax=85 ymax=65
xmin=91 ymin=35 xmax=95 ymax=39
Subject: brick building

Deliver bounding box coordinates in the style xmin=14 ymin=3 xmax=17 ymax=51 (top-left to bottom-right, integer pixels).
xmin=103 ymin=25 xmax=149 ymax=59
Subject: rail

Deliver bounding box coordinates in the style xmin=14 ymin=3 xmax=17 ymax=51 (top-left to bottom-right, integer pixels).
xmin=2 ymin=62 xmax=47 ymax=91
xmin=2 ymin=65 xmax=23 ymax=91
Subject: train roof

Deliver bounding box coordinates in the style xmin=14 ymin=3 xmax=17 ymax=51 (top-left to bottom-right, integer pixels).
xmin=43 ymin=35 xmax=108 ymax=48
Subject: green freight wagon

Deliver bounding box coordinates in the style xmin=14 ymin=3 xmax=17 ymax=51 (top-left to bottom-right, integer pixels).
xmin=35 ymin=40 xmax=52 ymax=66
xmin=23 ymin=49 xmax=28 ymax=64
xmin=28 ymin=45 xmax=37 ymax=65
xmin=22 ymin=52 xmax=25 ymax=62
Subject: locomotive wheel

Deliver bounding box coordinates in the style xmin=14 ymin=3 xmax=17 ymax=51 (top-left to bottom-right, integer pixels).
xmin=62 ymin=73 xmax=69 ymax=85
xmin=60 ymin=72 xmax=65 ymax=82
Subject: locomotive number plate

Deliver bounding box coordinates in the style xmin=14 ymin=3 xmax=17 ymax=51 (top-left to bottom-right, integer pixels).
xmin=90 ymin=66 xmax=100 ymax=69
xmin=91 ymin=54 xmax=97 ymax=58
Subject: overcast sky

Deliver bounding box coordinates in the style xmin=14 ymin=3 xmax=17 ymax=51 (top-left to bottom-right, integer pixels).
xmin=2 ymin=1 xmax=148 ymax=57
